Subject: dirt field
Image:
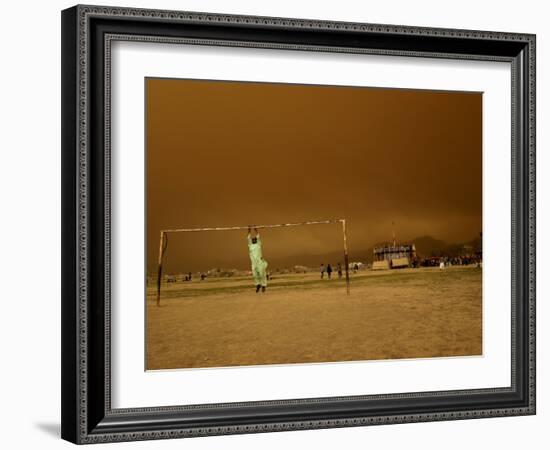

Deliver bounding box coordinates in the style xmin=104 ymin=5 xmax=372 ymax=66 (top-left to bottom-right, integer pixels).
xmin=146 ymin=266 xmax=482 ymax=370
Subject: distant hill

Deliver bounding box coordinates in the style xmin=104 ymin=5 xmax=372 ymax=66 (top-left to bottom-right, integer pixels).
xmin=413 ymin=235 xmax=481 ymax=258
xmin=411 ymin=235 xmax=448 ymax=257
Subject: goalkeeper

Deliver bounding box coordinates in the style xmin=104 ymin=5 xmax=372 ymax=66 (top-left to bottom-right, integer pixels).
xmin=247 ymin=227 xmax=269 ymax=293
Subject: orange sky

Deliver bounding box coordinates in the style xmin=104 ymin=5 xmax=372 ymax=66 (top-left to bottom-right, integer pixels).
xmin=146 ymin=78 xmax=481 ymax=273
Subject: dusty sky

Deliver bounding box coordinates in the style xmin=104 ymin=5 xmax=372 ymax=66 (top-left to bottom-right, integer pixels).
xmin=146 ymin=78 xmax=482 ymax=273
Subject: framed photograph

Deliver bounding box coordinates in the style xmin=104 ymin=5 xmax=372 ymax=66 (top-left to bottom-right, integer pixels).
xmin=61 ymin=4 xmax=536 ymax=444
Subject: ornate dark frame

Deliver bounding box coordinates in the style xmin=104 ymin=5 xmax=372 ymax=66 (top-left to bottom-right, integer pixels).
xmin=61 ymin=4 xmax=536 ymax=444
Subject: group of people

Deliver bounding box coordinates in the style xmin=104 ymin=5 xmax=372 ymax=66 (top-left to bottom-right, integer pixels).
xmin=438 ymin=256 xmax=482 ymax=270
xmin=319 ymin=263 xmax=343 ymax=279
xmin=179 ymin=272 xmax=207 ymax=281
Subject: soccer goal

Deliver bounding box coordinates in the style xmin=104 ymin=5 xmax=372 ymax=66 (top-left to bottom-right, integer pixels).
xmin=154 ymin=219 xmax=351 ymax=306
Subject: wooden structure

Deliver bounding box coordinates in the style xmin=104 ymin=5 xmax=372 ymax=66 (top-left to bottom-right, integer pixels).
xmin=373 ymin=243 xmax=416 ymax=269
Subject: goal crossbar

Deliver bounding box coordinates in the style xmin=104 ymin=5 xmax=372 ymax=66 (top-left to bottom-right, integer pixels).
xmin=161 ymin=219 xmax=345 ymax=233
xmin=155 ymin=219 xmax=350 ymax=306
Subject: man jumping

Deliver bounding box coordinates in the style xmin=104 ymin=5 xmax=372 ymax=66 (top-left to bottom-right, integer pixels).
xmin=247 ymin=227 xmax=268 ymax=293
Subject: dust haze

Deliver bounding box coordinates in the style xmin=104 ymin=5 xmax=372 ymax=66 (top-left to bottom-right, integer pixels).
xmin=146 ymin=78 xmax=481 ymax=273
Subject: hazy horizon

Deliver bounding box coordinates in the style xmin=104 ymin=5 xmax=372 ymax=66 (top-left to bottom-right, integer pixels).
xmin=148 ymin=231 xmax=480 ymax=274
xmin=146 ymin=78 xmax=482 ymax=274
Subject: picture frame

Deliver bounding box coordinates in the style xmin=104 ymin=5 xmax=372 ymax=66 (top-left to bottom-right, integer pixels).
xmin=61 ymin=4 xmax=536 ymax=444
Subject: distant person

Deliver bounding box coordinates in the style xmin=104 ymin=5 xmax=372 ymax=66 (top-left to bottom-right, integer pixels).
xmin=320 ymin=264 xmax=325 ymax=279
xmin=247 ymin=227 xmax=268 ymax=293
xmin=188 ymin=271 xmax=192 ymax=281
xmin=439 ymin=259 xmax=445 ymax=270
xmin=326 ymin=263 xmax=333 ymax=279
xmin=353 ymin=263 xmax=359 ymax=273
xmin=337 ymin=263 xmax=343 ymax=279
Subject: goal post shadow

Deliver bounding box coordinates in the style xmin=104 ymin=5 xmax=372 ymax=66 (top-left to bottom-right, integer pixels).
xmin=155 ymin=219 xmax=351 ymax=306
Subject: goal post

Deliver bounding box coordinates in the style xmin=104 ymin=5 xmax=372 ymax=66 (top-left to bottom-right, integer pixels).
xmin=155 ymin=219 xmax=351 ymax=306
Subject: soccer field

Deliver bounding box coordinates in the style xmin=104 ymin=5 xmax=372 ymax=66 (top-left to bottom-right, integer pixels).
xmin=146 ymin=266 xmax=482 ymax=370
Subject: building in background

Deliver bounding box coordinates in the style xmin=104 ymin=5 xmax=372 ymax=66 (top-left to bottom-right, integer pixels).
xmin=372 ymin=243 xmax=417 ymax=270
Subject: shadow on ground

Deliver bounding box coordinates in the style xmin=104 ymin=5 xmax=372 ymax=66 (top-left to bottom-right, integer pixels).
xmin=35 ymin=422 xmax=60 ymax=438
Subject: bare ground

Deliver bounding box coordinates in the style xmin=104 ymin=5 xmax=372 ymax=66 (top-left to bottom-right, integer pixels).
xmin=146 ymin=266 xmax=482 ymax=370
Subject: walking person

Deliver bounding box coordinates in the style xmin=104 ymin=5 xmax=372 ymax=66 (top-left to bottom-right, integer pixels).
xmin=326 ymin=263 xmax=333 ymax=279
xmin=320 ymin=263 xmax=325 ymax=279
xmin=337 ymin=262 xmax=343 ymax=279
